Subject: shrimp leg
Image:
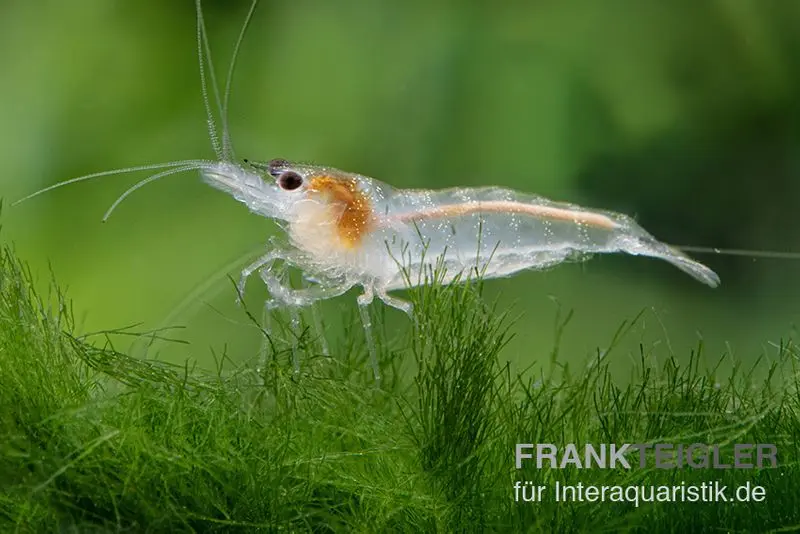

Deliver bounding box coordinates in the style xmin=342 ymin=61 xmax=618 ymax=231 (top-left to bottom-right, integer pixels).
xmin=236 ymin=243 xmax=344 ymax=374
xmin=304 ymin=275 xmax=331 ymax=357
xmin=376 ymin=289 xmax=413 ymax=317
xmin=357 ymin=288 xmax=380 ymax=382
xmin=239 ymin=249 xmax=291 ymax=377
xmin=257 ymin=258 xmax=352 ymax=374
xmin=260 ymin=266 xmax=352 ymax=308
xmin=238 ymin=241 xmax=348 ymax=306
xmin=237 ymin=250 xmax=279 ymax=304
xmin=264 ymin=272 xmax=337 ymax=356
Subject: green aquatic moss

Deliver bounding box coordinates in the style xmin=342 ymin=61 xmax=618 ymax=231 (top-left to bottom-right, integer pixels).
xmin=0 ymin=244 xmax=798 ymax=532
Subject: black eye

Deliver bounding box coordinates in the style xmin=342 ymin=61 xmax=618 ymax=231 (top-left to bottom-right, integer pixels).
xmin=277 ymin=171 xmax=303 ymax=191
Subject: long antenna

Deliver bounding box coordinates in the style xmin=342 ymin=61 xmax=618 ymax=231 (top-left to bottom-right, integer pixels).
xmin=221 ymin=0 xmax=261 ymax=161
xmin=195 ymin=0 xmax=225 ymax=160
xmin=676 ymin=245 xmax=800 ymax=261
xmin=11 ymin=161 xmax=210 ymax=206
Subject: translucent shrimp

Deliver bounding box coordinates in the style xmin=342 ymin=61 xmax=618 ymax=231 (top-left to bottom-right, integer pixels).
xmin=12 ymin=0 xmax=736 ymax=381
xmin=197 ymin=157 xmax=723 ymax=379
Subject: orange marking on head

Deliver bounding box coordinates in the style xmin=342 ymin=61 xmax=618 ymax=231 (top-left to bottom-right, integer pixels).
xmin=307 ymin=175 xmax=374 ymax=248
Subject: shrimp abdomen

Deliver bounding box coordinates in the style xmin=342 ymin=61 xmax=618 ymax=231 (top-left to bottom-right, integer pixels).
xmin=378 ymin=186 xmax=720 ymax=288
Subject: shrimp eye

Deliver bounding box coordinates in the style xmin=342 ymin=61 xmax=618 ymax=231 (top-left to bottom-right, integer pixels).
xmin=277 ymin=171 xmax=303 ymax=191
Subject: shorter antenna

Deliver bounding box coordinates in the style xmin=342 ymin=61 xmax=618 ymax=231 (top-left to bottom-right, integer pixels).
xmin=221 ymin=0 xmax=261 ymax=161
xmin=196 ymin=0 xmax=225 ymax=160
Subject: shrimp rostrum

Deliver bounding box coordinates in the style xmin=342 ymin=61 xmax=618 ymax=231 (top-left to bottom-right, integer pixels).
xmin=202 ymin=157 xmax=720 ymax=376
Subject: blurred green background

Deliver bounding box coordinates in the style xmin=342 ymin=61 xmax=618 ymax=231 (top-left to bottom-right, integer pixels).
xmin=2 ymin=0 xmax=799 ymax=374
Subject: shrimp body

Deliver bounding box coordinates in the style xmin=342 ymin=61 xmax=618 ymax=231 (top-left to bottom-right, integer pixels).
xmin=221 ymin=159 xmax=720 ymax=306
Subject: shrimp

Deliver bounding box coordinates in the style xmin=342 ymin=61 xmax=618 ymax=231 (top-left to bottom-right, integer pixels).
xmin=11 ymin=0 xmax=731 ymax=381
xmin=198 ymin=156 xmax=724 ymax=379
